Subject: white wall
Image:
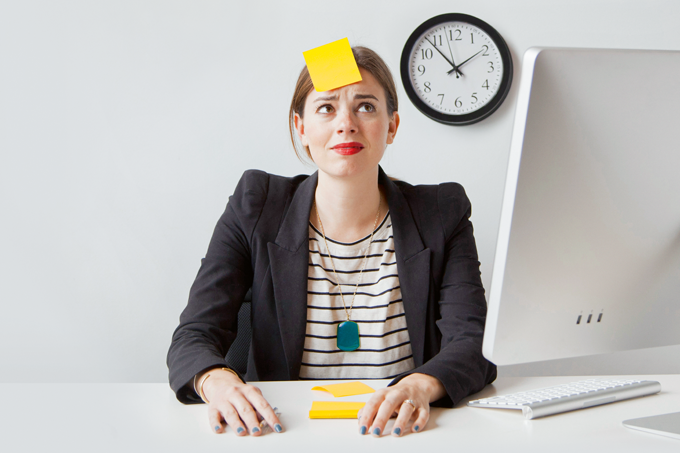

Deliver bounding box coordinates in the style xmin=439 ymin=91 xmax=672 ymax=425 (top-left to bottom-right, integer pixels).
xmin=1 ymin=0 xmax=679 ymax=383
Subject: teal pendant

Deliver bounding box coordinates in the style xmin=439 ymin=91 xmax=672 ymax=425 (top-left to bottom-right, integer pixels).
xmin=337 ymin=321 xmax=360 ymax=351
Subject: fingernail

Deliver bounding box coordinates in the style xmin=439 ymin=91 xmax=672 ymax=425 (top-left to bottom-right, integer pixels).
xmin=252 ymin=427 xmax=260 ymax=434
xmin=414 ymin=425 xmax=420 ymax=432
xmin=275 ymin=424 xmax=282 ymax=433
xmin=214 ymin=425 xmax=220 ymax=432
xmin=237 ymin=427 xmax=244 ymax=434
xmin=373 ymin=427 xmax=381 ymax=436
xmin=359 ymin=426 xmax=367 ymax=435
xmin=393 ymin=427 xmax=401 ymax=436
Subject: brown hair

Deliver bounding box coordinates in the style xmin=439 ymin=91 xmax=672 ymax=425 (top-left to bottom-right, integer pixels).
xmin=288 ymin=46 xmax=399 ymax=163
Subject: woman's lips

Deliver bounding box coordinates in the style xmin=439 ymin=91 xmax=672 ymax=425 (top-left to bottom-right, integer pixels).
xmin=331 ymin=142 xmax=364 ymax=155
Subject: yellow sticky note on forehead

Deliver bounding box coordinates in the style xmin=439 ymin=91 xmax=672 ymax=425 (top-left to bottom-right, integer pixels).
xmin=303 ymin=38 xmax=362 ymax=92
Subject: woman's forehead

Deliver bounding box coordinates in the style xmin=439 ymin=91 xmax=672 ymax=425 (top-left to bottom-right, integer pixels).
xmin=306 ymin=70 xmax=384 ymax=103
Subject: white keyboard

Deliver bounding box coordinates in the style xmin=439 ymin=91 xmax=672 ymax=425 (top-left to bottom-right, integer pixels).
xmin=467 ymin=378 xmax=661 ymax=419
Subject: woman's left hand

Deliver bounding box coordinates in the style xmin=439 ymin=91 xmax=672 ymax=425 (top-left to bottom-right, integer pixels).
xmin=357 ymin=373 xmax=447 ymax=437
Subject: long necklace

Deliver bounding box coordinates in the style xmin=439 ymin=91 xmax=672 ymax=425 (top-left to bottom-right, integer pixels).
xmin=314 ymin=199 xmax=381 ymax=352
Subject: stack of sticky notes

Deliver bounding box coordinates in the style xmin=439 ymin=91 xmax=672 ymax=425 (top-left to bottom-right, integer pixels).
xmin=309 ymin=381 xmax=375 ymax=419
xmin=309 ymin=401 xmax=366 ymax=419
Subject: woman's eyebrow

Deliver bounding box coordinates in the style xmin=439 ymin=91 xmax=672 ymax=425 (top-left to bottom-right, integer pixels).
xmin=312 ymin=93 xmax=379 ymax=103
xmin=354 ymin=94 xmax=379 ymax=101
xmin=313 ymin=95 xmax=338 ymax=102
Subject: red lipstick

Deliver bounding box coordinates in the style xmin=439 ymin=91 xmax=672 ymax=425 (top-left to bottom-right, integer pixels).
xmin=331 ymin=142 xmax=364 ymax=155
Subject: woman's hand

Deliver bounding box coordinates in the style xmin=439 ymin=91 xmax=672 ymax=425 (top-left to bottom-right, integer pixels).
xmin=199 ymin=368 xmax=283 ymax=436
xmin=357 ymin=373 xmax=446 ymax=437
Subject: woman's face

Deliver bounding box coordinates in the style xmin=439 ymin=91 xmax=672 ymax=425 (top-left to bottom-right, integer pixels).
xmin=294 ymin=68 xmax=399 ymax=179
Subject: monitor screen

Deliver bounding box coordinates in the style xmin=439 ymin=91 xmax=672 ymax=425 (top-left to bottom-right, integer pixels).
xmin=483 ymin=47 xmax=680 ymax=366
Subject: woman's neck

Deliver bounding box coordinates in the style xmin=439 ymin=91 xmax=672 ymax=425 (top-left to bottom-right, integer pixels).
xmin=312 ymin=167 xmax=386 ymax=243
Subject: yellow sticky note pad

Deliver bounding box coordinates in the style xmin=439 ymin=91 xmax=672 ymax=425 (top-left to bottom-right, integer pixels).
xmin=303 ymin=38 xmax=362 ymax=92
xmin=309 ymin=401 xmax=366 ymax=419
xmin=311 ymin=381 xmax=375 ymax=397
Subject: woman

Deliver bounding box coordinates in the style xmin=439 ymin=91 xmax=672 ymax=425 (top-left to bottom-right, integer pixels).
xmin=167 ymin=46 xmax=496 ymax=437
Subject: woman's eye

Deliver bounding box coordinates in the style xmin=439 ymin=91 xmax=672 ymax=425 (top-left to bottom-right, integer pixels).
xmin=357 ymin=103 xmax=375 ymax=113
xmin=317 ymin=105 xmax=334 ymax=113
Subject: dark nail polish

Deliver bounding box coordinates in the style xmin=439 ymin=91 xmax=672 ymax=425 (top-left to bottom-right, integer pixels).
xmin=275 ymin=424 xmax=282 ymax=433
xmin=237 ymin=427 xmax=245 ymax=434
xmin=360 ymin=426 xmax=367 ymax=435
xmin=214 ymin=425 xmax=220 ymax=432
xmin=393 ymin=427 xmax=401 ymax=436
xmin=414 ymin=425 xmax=420 ymax=432
xmin=252 ymin=427 xmax=260 ymax=433
xmin=373 ymin=427 xmax=381 ymax=436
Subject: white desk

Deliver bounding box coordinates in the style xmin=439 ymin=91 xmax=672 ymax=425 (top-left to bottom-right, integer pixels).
xmin=2 ymin=375 xmax=678 ymax=452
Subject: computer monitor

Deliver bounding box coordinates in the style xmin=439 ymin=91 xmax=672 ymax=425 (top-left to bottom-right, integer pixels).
xmin=483 ymin=47 xmax=680 ymax=366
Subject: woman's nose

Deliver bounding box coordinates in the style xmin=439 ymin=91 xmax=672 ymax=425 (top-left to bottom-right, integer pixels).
xmin=335 ymin=108 xmax=357 ymax=134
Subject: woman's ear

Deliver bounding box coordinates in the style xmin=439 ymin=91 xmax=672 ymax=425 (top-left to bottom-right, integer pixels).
xmin=386 ymin=111 xmax=400 ymax=145
xmin=294 ymin=113 xmax=309 ymax=147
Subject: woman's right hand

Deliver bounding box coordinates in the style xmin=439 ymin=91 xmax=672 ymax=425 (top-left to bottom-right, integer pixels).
xmin=199 ymin=368 xmax=284 ymax=436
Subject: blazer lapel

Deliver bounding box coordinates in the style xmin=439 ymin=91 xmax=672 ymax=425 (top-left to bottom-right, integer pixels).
xmin=379 ymin=168 xmax=430 ymax=367
xmin=268 ymin=171 xmax=317 ymax=379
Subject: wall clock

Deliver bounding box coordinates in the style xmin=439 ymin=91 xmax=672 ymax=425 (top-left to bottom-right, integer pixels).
xmin=400 ymin=13 xmax=513 ymax=125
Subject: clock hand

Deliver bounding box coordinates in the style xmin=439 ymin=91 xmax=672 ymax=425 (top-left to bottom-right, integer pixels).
xmin=424 ymin=37 xmax=464 ymax=77
xmin=444 ymin=32 xmax=463 ymax=79
xmin=447 ymin=47 xmax=486 ymax=74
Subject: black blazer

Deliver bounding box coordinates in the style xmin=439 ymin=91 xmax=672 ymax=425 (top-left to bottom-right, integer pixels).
xmin=167 ymin=167 xmax=496 ymax=406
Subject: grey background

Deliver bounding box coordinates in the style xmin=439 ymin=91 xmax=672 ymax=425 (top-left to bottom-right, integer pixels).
xmin=1 ymin=0 xmax=678 ymax=383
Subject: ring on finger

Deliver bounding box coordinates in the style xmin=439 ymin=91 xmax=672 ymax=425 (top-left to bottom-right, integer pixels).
xmin=403 ymin=399 xmax=416 ymax=409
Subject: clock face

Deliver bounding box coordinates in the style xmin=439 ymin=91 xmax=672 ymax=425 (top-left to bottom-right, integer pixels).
xmin=401 ymin=14 xmax=513 ymax=125
xmin=409 ymin=23 xmax=504 ymax=115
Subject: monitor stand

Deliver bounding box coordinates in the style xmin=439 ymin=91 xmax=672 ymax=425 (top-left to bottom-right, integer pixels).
xmin=622 ymin=411 xmax=680 ymax=440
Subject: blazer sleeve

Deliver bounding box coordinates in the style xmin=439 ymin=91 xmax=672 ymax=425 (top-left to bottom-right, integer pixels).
xmin=166 ymin=170 xmax=268 ymax=404
xmin=389 ymin=182 xmax=496 ymax=407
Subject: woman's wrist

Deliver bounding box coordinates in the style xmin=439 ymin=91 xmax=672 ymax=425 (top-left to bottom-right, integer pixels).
xmin=199 ymin=367 xmax=243 ymax=403
xmin=195 ymin=368 xmax=218 ymax=398
xmin=400 ymin=372 xmax=447 ymax=402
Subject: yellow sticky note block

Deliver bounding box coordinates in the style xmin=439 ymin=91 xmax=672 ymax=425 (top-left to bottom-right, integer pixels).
xmin=303 ymin=38 xmax=362 ymax=92
xmin=309 ymin=401 xmax=366 ymax=419
xmin=311 ymin=381 xmax=375 ymax=397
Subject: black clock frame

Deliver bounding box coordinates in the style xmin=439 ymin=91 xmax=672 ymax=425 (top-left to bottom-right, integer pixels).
xmin=400 ymin=13 xmax=513 ymax=126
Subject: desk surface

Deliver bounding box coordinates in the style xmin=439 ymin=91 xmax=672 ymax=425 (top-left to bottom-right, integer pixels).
xmin=2 ymin=375 xmax=679 ymax=452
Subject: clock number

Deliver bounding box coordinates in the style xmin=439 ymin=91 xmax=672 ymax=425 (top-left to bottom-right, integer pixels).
xmin=455 ymin=97 xmax=462 ymax=108
xmin=437 ymin=94 xmax=445 ymax=105
xmin=482 ymin=45 xmax=489 ymax=56
xmin=449 ymin=29 xmax=462 ymax=41
xmin=424 ymin=81 xmax=431 ymax=93
xmin=488 ymin=61 xmax=494 ymax=73
xmin=417 ymin=65 xmax=426 ymax=75
xmin=421 ymin=48 xmax=433 ymax=60
xmin=433 ymin=34 xmax=443 ymax=47
xmin=471 ymin=92 xmax=478 ymax=103
xmin=482 ymin=80 xmax=489 ymax=90
xmin=470 ymin=33 xmax=474 ymax=44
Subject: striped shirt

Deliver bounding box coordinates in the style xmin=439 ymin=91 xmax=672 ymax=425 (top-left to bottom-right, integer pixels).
xmin=299 ymin=212 xmax=416 ymax=380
